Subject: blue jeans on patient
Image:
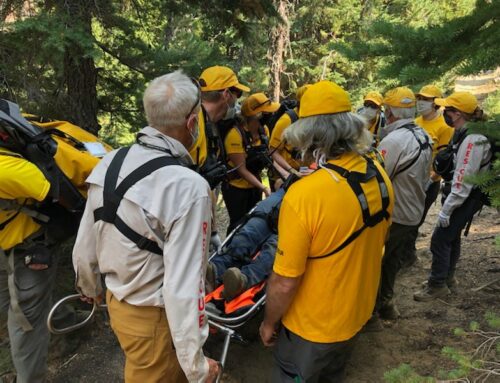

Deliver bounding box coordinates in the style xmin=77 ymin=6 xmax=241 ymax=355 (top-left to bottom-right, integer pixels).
xmin=211 ymin=189 xmax=284 ymax=287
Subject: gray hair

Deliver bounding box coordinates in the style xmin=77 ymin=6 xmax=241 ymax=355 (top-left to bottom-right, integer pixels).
xmin=284 ymin=112 xmax=372 ymax=162
xmin=386 ymin=105 xmax=415 ymax=120
xmin=143 ymin=70 xmax=199 ymax=130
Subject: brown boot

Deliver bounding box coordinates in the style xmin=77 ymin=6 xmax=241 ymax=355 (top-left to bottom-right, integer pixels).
xmin=414 ymin=284 xmax=450 ymax=302
xmin=222 ymin=268 xmax=248 ymax=301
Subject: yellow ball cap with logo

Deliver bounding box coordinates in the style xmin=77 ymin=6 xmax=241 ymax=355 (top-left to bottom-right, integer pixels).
xmin=296 ymin=84 xmax=311 ymax=103
xmin=241 ymin=93 xmax=280 ymax=117
xmin=199 ymin=66 xmax=250 ymax=93
xmin=299 ymin=81 xmax=351 ymax=118
xmin=364 ymin=91 xmax=383 ymax=107
xmin=434 ymin=92 xmax=478 ymax=114
xmin=383 ymin=87 xmax=416 ymax=108
xmin=416 ymin=85 xmax=442 ymax=99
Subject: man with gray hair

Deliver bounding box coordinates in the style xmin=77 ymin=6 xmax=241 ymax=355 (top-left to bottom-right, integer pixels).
xmin=376 ymin=87 xmax=433 ymax=320
xmin=260 ymin=81 xmax=394 ymax=382
xmin=73 ymin=71 xmax=219 ymax=382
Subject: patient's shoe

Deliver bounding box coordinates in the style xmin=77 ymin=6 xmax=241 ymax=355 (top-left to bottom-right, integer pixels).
xmin=222 ymin=268 xmax=248 ymax=301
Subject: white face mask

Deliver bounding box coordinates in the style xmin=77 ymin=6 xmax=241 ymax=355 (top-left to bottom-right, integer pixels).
xmin=359 ymin=107 xmax=378 ymax=120
xmin=416 ymin=100 xmax=434 ymax=115
xmin=223 ymin=104 xmax=236 ymax=120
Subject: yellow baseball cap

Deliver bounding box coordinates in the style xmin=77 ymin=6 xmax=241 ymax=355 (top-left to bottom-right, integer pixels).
xmin=199 ymin=66 xmax=250 ymax=93
xmin=416 ymin=85 xmax=442 ymax=99
xmin=241 ymin=93 xmax=280 ymax=117
xmin=299 ymin=81 xmax=351 ymax=118
xmin=383 ymin=87 xmax=416 ymax=108
xmin=434 ymin=92 xmax=478 ymax=114
xmin=364 ymin=91 xmax=383 ymax=107
xmin=296 ymin=84 xmax=311 ymax=103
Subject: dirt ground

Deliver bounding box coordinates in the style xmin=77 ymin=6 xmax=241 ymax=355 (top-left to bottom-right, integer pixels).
xmin=1 ymin=199 xmax=499 ymax=382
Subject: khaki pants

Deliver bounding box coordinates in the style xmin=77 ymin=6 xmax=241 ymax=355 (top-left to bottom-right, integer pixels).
xmin=106 ymin=290 xmax=188 ymax=383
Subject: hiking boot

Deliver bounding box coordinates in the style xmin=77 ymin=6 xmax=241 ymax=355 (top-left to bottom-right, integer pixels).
xmin=222 ymin=268 xmax=248 ymax=302
xmin=378 ymin=301 xmax=400 ymax=320
xmin=421 ymin=276 xmax=458 ymax=290
xmin=205 ymin=262 xmax=217 ymax=294
xmin=413 ymin=284 xmax=450 ymax=302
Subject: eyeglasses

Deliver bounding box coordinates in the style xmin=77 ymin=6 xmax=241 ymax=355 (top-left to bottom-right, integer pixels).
xmin=186 ymin=77 xmax=201 ymax=119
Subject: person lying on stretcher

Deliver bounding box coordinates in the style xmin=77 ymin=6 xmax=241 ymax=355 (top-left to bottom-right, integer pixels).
xmin=206 ymin=188 xmax=285 ymax=301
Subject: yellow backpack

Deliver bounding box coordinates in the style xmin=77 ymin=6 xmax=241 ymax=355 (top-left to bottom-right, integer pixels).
xmin=0 ymin=99 xmax=112 ymax=247
xmin=26 ymin=117 xmax=113 ymax=198
xmin=0 ymin=99 xmax=112 ymax=212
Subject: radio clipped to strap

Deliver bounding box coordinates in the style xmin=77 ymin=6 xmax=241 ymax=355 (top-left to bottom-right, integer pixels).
xmin=310 ymin=157 xmax=390 ymax=260
xmin=93 ymin=147 xmax=180 ymax=256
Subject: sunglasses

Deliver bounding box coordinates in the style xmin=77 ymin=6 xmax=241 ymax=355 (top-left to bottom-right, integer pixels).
xmin=186 ymin=77 xmax=201 ymax=119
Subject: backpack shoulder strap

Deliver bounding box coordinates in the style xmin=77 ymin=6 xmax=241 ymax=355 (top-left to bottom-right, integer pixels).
xmin=310 ymin=158 xmax=390 ymax=260
xmin=393 ymin=123 xmax=432 ymax=176
xmin=94 ymin=147 xmax=180 ymax=255
xmin=285 ymin=109 xmax=298 ymax=123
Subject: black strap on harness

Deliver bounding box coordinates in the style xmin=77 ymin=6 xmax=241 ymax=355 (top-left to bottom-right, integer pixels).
xmin=394 ymin=123 xmax=432 ymax=177
xmin=309 ymin=157 xmax=391 ymax=260
xmin=284 ymin=109 xmax=298 ymax=124
xmin=93 ymin=146 xmax=180 ymax=256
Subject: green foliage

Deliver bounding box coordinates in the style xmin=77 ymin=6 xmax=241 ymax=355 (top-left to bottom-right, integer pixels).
xmin=383 ymin=363 xmax=433 ymax=383
xmin=0 ymin=0 xmax=278 ymax=143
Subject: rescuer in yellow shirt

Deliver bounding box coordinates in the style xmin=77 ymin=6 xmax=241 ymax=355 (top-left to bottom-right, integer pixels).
xmin=222 ymin=93 xmax=279 ymax=234
xmin=268 ymin=85 xmax=310 ymax=181
xmin=259 ymin=81 xmax=394 ymax=382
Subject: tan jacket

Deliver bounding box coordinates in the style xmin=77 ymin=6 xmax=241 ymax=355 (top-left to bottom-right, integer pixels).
xmin=378 ymin=118 xmax=433 ymax=226
xmin=73 ymin=126 xmax=211 ymax=382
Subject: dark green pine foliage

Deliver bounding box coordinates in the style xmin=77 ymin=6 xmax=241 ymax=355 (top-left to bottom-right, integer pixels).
xmin=0 ymin=0 xmax=277 ymax=145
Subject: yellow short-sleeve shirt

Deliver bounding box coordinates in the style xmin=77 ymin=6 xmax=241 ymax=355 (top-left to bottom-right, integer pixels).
xmin=269 ymin=109 xmax=302 ymax=170
xmin=0 ymin=149 xmax=51 ymax=250
xmin=415 ymin=114 xmax=453 ymax=159
xmin=224 ymin=126 xmax=269 ymax=189
xmin=273 ymin=152 xmax=394 ymax=343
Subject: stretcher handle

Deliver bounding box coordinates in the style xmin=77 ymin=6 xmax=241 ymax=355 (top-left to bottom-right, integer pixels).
xmin=208 ymin=320 xmax=235 ymax=383
xmin=47 ymin=293 xmax=98 ymax=335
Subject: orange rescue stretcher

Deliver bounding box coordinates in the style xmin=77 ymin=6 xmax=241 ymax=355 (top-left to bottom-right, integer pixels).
xmin=205 ymin=222 xmax=269 ymax=381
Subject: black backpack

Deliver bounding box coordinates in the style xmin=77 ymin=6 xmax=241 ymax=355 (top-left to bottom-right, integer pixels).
xmin=433 ymin=128 xmax=468 ymax=182
xmin=265 ymin=99 xmax=298 ymax=133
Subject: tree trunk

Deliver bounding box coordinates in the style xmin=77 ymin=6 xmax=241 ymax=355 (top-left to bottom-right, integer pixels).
xmin=57 ymin=0 xmax=100 ymax=134
xmin=268 ymin=0 xmax=290 ymax=101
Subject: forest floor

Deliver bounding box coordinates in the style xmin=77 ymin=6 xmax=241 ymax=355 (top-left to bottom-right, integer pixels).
xmin=0 ymin=199 xmax=499 ymax=383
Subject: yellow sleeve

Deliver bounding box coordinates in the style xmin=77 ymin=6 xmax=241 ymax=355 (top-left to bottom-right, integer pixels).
xmin=273 ymin=196 xmax=311 ymax=278
xmin=224 ymin=127 xmax=245 ymax=155
xmin=269 ymin=114 xmax=291 ymax=149
xmin=0 ymin=154 xmax=51 ymax=201
xmin=436 ymin=124 xmax=454 ymax=150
